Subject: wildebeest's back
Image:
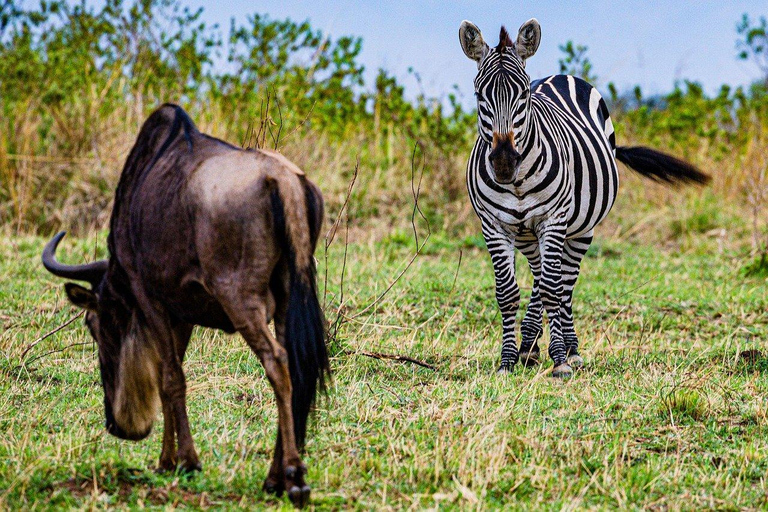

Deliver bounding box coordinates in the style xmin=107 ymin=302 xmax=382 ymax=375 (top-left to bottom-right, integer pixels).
xmin=108 ymin=103 xmax=314 ymax=331
xmin=107 ymin=104 xmax=244 ymax=330
xmin=108 ymin=104 xmax=225 ymax=272
xmin=185 ymin=147 xmax=318 ymax=329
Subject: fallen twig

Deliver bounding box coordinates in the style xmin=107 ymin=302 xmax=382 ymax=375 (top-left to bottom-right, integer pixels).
xmin=20 ymin=310 xmax=85 ymax=362
xmin=23 ymin=341 xmax=94 ymax=368
xmin=357 ymin=350 xmax=436 ymax=371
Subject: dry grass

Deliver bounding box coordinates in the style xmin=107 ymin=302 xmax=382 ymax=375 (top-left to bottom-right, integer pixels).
xmin=3 ymin=92 xmax=767 ymax=255
xmin=0 ymin=100 xmax=472 ymax=244
xmin=1 ymin=230 xmax=767 ymax=509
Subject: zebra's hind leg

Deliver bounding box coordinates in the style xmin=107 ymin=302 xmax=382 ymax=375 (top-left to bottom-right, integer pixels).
xmin=561 ymin=233 xmax=593 ymax=370
xmin=517 ymin=239 xmax=543 ymax=367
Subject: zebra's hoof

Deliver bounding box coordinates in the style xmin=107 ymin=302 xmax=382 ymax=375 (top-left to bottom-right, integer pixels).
xmin=496 ymin=365 xmax=515 ymax=375
xmin=520 ymin=351 xmax=540 ymax=367
xmin=551 ymin=363 xmax=573 ymax=379
xmin=566 ymin=354 xmax=584 ymax=369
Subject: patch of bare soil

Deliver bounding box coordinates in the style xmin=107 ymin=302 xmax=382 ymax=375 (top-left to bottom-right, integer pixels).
xmin=737 ymin=349 xmax=763 ymax=365
xmin=56 ymin=472 xmax=244 ymax=508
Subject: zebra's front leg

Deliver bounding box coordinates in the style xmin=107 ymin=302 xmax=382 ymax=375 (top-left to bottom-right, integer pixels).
xmin=536 ymin=225 xmax=571 ymax=378
xmin=488 ymin=234 xmax=520 ymax=374
xmin=517 ymin=240 xmax=543 ymax=367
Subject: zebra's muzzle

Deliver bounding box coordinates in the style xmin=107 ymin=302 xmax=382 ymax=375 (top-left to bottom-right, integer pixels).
xmin=489 ymin=140 xmax=521 ymax=184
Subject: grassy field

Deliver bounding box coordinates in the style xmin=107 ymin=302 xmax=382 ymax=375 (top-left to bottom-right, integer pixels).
xmin=1 ymin=230 xmax=767 ymax=509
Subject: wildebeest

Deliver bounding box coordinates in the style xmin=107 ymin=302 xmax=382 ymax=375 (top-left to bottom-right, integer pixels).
xmin=42 ymin=104 xmax=328 ymax=507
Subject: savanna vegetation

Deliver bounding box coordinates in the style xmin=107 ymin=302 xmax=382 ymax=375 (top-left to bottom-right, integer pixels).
xmin=1 ymin=1 xmax=767 ymax=508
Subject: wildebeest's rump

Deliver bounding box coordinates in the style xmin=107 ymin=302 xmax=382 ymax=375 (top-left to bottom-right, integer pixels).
xmin=42 ymin=104 xmax=329 ymax=508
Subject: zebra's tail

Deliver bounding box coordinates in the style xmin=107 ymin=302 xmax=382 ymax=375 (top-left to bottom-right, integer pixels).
xmin=615 ymin=146 xmax=710 ymax=186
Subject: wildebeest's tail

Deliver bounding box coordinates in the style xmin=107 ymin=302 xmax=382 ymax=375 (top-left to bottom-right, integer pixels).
xmin=270 ymin=176 xmax=329 ymax=449
xmin=615 ymin=146 xmax=710 ymax=186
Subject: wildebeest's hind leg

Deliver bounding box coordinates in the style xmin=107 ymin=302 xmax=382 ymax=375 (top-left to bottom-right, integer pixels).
xmin=263 ymin=300 xmax=288 ymax=496
xmin=264 ymin=431 xmax=285 ymax=495
xmin=157 ymin=322 xmax=194 ymax=472
xmin=233 ymin=302 xmax=310 ymax=507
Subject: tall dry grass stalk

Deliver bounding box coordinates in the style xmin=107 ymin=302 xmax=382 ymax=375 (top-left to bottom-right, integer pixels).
xmin=741 ymin=128 xmax=768 ymax=252
xmin=0 ymin=91 xmax=473 ymax=239
xmin=1 ymin=88 xmax=764 ymax=248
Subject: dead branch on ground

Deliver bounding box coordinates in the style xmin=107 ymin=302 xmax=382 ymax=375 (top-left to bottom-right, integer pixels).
xmin=356 ymin=350 xmax=436 ymax=371
xmin=20 ymin=311 xmax=85 ymax=362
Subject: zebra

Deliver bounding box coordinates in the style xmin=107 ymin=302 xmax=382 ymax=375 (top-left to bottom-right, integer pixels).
xmin=459 ymin=19 xmax=709 ymax=377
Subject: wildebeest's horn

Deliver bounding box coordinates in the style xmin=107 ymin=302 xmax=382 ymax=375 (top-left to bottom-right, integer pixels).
xmin=42 ymin=231 xmax=108 ymax=284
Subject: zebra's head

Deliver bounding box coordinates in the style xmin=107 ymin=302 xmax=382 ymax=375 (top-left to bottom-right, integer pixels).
xmin=459 ymin=19 xmax=541 ymax=184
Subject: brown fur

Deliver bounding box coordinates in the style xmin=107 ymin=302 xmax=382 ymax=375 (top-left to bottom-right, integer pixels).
xmin=42 ymin=104 xmax=329 ymax=507
xmin=493 ymin=131 xmax=518 ymax=152
xmin=274 ymin=170 xmax=313 ymax=273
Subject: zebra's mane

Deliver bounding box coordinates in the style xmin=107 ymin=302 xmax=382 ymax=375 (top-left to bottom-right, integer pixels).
xmin=496 ymin=26 xmax=514 ymax=53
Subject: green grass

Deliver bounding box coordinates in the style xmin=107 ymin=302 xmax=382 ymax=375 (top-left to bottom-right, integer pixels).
xmin=1 ymin=233 xmax=767 ymax=509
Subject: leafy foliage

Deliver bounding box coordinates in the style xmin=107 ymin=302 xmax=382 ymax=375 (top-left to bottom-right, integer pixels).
xmin=737 ymin=14 xmax=768 ymax=84
xmin=0 ymin=0 xmax=475 ymax=233
xmin=0 ymin=2 xmax=766 ymax=246
xmin=558 ymin=40 xmax=597 ymax=84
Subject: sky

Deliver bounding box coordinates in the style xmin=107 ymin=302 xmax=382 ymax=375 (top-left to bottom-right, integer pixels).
xmin=195 ymin=1 xmax=763 ymax=108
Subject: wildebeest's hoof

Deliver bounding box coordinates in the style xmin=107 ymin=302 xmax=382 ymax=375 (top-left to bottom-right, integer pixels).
xmin=288 ymin=484 xmax=311 ymax=508
xmin=520 ymin=351 xmax=540 ymax=367
xmin=566 ymin=354 xmax=584 ymax=369
xmin=177 ymin=458 xmax=202 ymax=474
xmin=263 ymin=476 xmax=284 ymax=497
xmin=551 ymin=363 xmax=573 ymax=379
xmin=155 ymin=461 xmax=176 ymax=474
xmin=284 ymin=465 xmax=310 ymax=508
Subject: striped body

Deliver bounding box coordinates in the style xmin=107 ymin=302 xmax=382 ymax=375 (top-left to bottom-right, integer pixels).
xmin=467 ymin=74 xmax=619 ymax=240
xmin=460 ymin=20 xmax=709 ymax=375
xmin=460 ymin=21 xmax=616 ymax=374
xmin=467 ymin=73 xmax=619 ymax=371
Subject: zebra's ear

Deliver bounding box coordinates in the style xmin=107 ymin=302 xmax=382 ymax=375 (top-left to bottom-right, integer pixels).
xmin=516 ymin=18 xmax=541 ymax=62
xmin=459 ymin=21 xmax=488 ymax=65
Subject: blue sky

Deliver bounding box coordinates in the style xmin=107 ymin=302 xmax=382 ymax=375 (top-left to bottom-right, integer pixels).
xmin=199 ymin=1 xmax=761 ymax=107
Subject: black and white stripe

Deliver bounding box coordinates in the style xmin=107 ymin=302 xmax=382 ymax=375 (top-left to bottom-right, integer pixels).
xmin=460 ymin=20 xmax=709 ymax=375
